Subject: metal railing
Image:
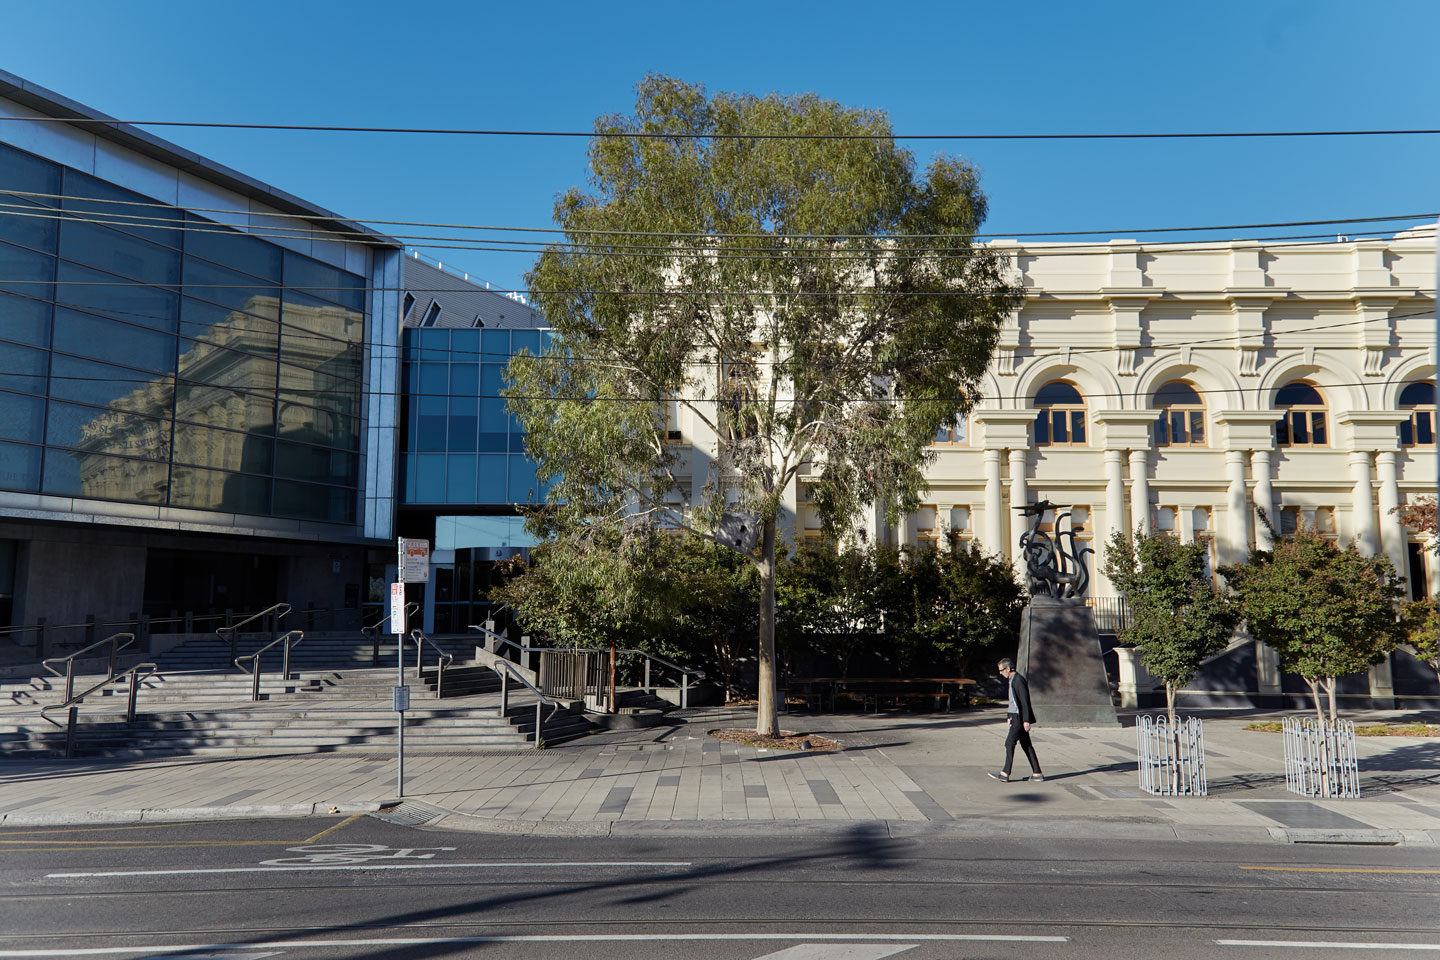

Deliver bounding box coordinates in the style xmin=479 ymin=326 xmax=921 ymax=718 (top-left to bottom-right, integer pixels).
xmin=40 ymin=661 xmax=157 ymax=759
xmin=1136 ymin=715 xmax=1207 ymax=796
xmin=1087 ymin=595 xmax=1133 ymax=635
xmin=233 ymin=630 xmax=305 ymax=702
xmin=362 ymin=603 xmax=419 ymax=666
xmin=215 ymin=603 xmax=292 ymax=663
xmin=489 ymin=658 xmax=562 ymax=748
xmin=41 ymin=631 xmax=135 ymax=703
xmin=1283 ymin=716 xmax=1360 ymax=798
xmin=408 ymin=629 xmax=454 ymax=699
xmin=468 ymin=625 xmax=705 ymax=710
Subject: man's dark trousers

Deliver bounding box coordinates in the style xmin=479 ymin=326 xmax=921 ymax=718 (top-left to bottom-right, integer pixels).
xmin=1003 ymin=714 xmax=1041 ymax=777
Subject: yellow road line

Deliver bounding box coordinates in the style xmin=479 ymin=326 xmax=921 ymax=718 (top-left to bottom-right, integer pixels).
xmin=1241 ymin=866 xmax=1440 ymax=875
xmin=302 ymin=812 xmax=366 ymax=844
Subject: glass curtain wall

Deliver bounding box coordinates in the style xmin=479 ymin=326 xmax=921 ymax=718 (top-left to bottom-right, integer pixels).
xmin=0 ymin=141 xmax=367 ymax=524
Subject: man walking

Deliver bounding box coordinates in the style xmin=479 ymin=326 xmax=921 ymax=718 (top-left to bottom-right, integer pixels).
xmin=988 ymin=657 xmax=1044 ymax=782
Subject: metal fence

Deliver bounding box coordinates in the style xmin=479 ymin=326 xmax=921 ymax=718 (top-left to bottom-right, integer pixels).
xmin=538 ymin=649 xmax=611 ymax=707
xmin=1282 ymin=716 xmax=1360 ymax=798
xmin=1087 ymin=596 xmax=1133 ymax=635
xmin=1136 ymin=715 xmax=1207 ymax=796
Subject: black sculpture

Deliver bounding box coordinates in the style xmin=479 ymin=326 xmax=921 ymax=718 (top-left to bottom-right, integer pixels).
xmin=1016 ymin=499 xmax=1093 ymax=599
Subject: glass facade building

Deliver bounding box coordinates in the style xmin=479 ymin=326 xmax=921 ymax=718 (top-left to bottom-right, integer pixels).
xmin=399 ymin=326 xmax=553 ymax=506
xmin=0 ymin=140 xmax=368 ymax=525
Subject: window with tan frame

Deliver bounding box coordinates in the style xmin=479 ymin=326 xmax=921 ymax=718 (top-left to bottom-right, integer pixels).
xmin=1155 ymin=506 xmax=1179 ymax=536
xmin=1399 ymin=380 xmax=1435 ymax=447
xmin=1034 ymin=381 xmax=1087 ymax=446
xmin=949 ymin=506 xmax=974 ymax=553
xmin=1275 ymin=381 xmax=1328 ymax=447
xmin=914 ymin=505 xmax=940 ymax=550
xmin=1314 ymin=507 xmax=1338 ymax=541
xmin=1153 ymin=380 xmax=1206 ymax=447
xmin=663 ymin=394 xmax=683 ymax=442
xmin=932 ymin=412 xmax=969 ymax=445
xmin=797 ymin=484 xmax=824 ymax=545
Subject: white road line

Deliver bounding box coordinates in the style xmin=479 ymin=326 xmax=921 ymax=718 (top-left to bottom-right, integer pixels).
xmin=1219 ymin=940 xmax=1440 ymax=951
xmin=45 ymin=860 xmax=691 ymax=878
xmin=0 ymin=933 xmax=1070 ymax=956
xmin=753 ymin=946 xmax=915 ymax=960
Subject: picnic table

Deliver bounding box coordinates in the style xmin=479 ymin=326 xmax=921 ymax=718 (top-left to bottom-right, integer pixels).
xmin=781 ymin=676 xmax=977 ymax=713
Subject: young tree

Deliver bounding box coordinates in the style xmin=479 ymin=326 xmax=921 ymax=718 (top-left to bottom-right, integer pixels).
xmin=1221 ymin=528 xmax=1406 ymax=724
xmin=906 ymin=543 xmax=1027 ymax=678
xmin=1393 ymin=495 xmax=1437 ymax=545
xmin=1102 ymin=530 xmax=1238 ymax=724
xmin=1401 ymin=595 xmax=1439 ymax=685
xmin=510 ymin=75 xmax=1022 ymax=736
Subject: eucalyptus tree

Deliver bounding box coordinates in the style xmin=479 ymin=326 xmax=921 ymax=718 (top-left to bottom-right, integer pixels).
xmin=508 ymin=75 xmax=1022 ymax=736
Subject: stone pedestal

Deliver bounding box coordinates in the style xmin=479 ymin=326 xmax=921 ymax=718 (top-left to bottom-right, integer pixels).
xmin=1016 ymin=597 xmax=1119 ymax=726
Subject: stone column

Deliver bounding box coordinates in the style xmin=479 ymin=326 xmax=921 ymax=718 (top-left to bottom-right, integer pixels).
xmin=1104 ymin=450 xmax=1126 ymax=539
xmin=983 ymin=449 xmax=1004 ymax=558
xmin=1349 ymin=452 xmax=1378 ymax=556
xmin=1128 ymin=450 xmax=1151 ymax=534
xmin=1009 ymin=449 xmax=1029 ymax=580
xmin=1375 ymin=451 xmax=1407 ymax=578
xmin=1251 ymin=450 xmax=1275 ymax=551
xmin=1225 ymin=451 xmax=1249 ymax=565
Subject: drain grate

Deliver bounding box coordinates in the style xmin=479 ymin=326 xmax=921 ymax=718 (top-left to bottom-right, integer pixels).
xmin=370 ymin=799 xmax=450 ymax=827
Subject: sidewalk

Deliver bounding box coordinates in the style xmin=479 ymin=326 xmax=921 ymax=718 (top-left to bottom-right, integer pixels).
xmin=2 ymin=705 xmax=1438 ymax=845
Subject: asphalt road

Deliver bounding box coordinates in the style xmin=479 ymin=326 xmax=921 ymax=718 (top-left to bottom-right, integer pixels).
xmin=1 ymin=815 xmax=1438 ymax=959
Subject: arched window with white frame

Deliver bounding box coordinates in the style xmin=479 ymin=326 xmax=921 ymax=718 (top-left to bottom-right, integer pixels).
xmin=1275 ymin=381 xmax=1328 ymax=447
xmin=1033 ymin=381 xmax=1087 ymax=446
xmin=1399 ymin=380 xmax=1435 ymax=447
xmin=1152 ymin=381 xmax=1206 ymax=447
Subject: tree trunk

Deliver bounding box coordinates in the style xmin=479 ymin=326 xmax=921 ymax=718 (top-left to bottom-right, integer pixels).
xmin=755 ymin=518 xmax=779 ymax=737
xmin=1325 ymin=676 xmax=1337 ymax=725
xmin=1166 ymin=682 xmax=1177 ymax=727
xmin=1306 ymin=677 xmax=1325 ymax=724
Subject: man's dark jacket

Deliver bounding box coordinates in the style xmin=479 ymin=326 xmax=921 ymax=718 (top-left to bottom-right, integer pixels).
xmin=1009 ymin=672 xmax=1037 ymax=724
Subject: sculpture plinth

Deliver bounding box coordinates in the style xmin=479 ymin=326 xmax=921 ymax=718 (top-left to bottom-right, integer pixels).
xmin=1013 ymin=500 xmax=1118 ymax=727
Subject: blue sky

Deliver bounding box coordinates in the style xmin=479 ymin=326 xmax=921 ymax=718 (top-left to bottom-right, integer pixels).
xmin=2 ymin=1 xmax=1436 ymax=292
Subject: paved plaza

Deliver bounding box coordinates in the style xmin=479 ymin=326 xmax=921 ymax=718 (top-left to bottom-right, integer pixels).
xmin=2 ymin=705 xmax=1438 ymax=844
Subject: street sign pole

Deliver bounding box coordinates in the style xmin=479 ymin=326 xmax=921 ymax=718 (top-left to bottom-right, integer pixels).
xmin=393 ymin=537 xmax=429 ymax=799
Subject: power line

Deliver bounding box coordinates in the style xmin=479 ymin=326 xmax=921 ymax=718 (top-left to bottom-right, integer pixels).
xmin=6 ymin=116 xmax=1440 ymax=141
xmin=5 ymin=187 xmax=1435 ymax=243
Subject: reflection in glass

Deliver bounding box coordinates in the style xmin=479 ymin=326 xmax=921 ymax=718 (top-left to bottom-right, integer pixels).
xmin=276 ymin=402 xmax=358 ymax=450
xmin=0 ymin=199 xmax=58 ymax=253
xmin=173 ymin=421 xmax=274 ymax=475
xmin=175 ymin=381 xmax=274 ymax=433
xmin=62 ymin=171 xmax=184 ymax=248
xmin=54 ymin=308 xmax=176 ymax=374
xmin=46 ymin=400 xmax=171 ymax=461
xmin=182 ymin=257 xmax=281 ymax=322
xmin=283 ymin=250 xmax=364 ymax=312
xmin=0 ymin=391 xmax=45 ymax=443
xmin=60 ymin=221 xmax=181 ymax=285
xmin=0 ymin=141 xmax=61 ymax=205
xmin=0 ymin=440 xmax=41 ymax=491
xmin=0 ymin=342 xmax=48 ymax=394
xmin=274 ymin=440 xmax=355 ymax=485
xmin=0 ymin=292 xmax=51 ymax=347
xmin=178 ymin=338 xmax=278 ymax=395
xmin=56 ymin=262 xmax=177 ymax=331
xmin=273 ymin=479 xmax=354 ymax=524
xmin=478 ymin=455 xmax=507 ymax=502
xmin=0 ymin=240 xmax=54 ymax=300
xmin=49 ymin=354 xmax=173 ymax=412
xmin=43 ymin=448 xmax=169 ymax=504
xmin=414 ymin=454 xmax=445 ymax=502
xmin=447 ymin=455 xmax=476 ymax=504
xmin=281 ymin=295 xmax=363 ymax=344
xmin=168 ymin=465 xmax=269 ymax=515
xmin=180 ymin=298 xmax=279 ymax=355
xmin=184 ymin=220 xmax=283 ymax=282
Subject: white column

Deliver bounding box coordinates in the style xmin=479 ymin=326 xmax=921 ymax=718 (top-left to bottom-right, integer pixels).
xmin=1009 ymin=449 xmax=1028 ymax=580
xmin=1375 ymin=451 xmax=1407 ymax=577
xmin=1128 ymin=450 xmax=1150 ymax=534
xmin=1226 ymin=451 xmax=1250 ymax=565
xmin=1251 ymin=450 xmax=1275 ymax=551
xmin=1349 ymin=452 xmax=1378 ymax=556
xmin=984 ymin=449 xmax=1004 ymax=557
xmin=1105 ymin=450 xmax=1126 ymax=539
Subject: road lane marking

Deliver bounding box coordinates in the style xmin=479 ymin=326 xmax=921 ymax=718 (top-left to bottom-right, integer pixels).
xmin=0 ymin=933 xmax=1069 ymax=956
xmin=1219 ymin=940 xmax=1440 ymax=950
xmin=46 ymin=860 xmax=692 ymax=878
xmin=1240 ymin=866 xmax=1440 ymax=875
xmin=753 ymin=947 xmax=915 ymax=959
xmin=300 ymin=813 xmax=365 ymax=843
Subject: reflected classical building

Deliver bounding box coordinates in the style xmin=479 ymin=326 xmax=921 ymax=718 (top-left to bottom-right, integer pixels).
xmin=0 ymin=71 xmax=403 ymax=633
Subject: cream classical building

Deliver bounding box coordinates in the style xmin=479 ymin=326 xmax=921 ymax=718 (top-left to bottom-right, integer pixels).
xmin=873 ymin=226 xmax=1437 ymax=708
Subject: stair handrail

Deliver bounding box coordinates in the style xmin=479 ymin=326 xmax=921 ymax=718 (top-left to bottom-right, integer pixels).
xmin=467 ymin=624 xmax=529 ymax=659
xmin=364 ymin=602 xmax=420 ymax=665
xmin=233 ymin=629 xmax=305 ymax=702
xmin=40 ymin=661 xmax=158 ymax=758
xmin=41 ymin=631 xmax=136 ymax=703
xmin=408 ymin=629 xmax=454 ymax=699
xmin=215 ymin=602 xmax=292 ymax=662
xmin=488 ymin=658 xmax=562 ymax=748
xmin=617 ymin=648 xmax=705 ymax=709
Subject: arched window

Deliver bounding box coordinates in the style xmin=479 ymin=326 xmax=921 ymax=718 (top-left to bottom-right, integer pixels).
xmin=1153 ymin=381 xmax=1206 ymax=446
xmin=1034 ymin=381 xmax=1087 ymax=446
xmin=1275 ymin=381 xmax=1328 ymax=447
xmin=1399 ymin=381 xmax=1435 ymax=447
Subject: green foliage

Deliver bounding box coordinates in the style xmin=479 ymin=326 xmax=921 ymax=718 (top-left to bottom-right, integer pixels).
xmin=507 ymin=75 xmax=1021 ymax=734
xmin=1402 ymin=594 xmax=1439 ymax=682
xmin=776 ymin=542 xmax=1025 ymax=678
xmin=1220 ymin=528 xmax=1406 ymax=723
xmin=1102 ymin=529 xmax=1238 ymax=721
